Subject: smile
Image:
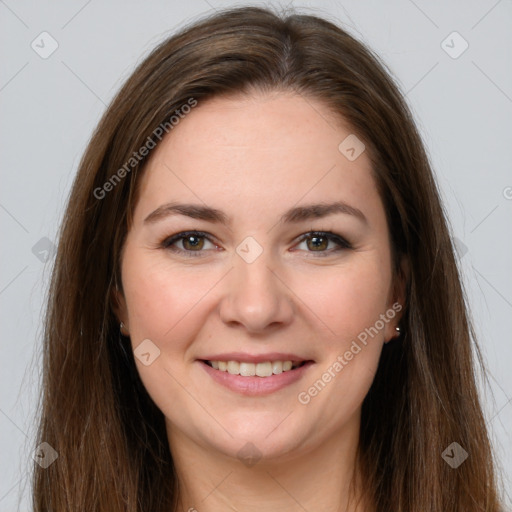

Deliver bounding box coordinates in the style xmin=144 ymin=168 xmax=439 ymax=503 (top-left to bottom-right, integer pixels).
xmin=204 ymin=359 xmax=306 ymax=377
xmin=199 ymin=359 xmax=314 ymax=396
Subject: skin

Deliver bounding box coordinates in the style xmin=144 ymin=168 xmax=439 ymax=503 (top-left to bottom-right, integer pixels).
xmin=114 ymin=91 xmax=405 ymax=512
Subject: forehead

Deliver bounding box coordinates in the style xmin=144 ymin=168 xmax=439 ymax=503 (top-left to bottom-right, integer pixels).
xmin=134 ymin=92 xmax=380 ymax=223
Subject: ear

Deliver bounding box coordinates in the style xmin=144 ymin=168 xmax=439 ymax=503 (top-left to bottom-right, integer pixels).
xmin=384 ymin=255 xmax=409 ymax=342
xmin=111 ymin=284 xmax=129 ymax=329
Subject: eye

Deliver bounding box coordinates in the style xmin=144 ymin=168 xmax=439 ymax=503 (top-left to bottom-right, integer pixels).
xmin=160 ymin=230 xmax=352 ymax=258
xmin=161 ymin=231 xmax=219 ymax=257
xmin=293 ymin=231 xmax=352 ymax=255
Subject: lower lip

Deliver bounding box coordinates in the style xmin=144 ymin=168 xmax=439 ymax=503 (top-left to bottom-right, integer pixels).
xmin=199 ymin=361 xmax=314 ymax=396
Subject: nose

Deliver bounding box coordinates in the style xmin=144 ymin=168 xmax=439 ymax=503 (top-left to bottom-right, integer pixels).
xmin=219 ymin=248 xmax=294 ymax=334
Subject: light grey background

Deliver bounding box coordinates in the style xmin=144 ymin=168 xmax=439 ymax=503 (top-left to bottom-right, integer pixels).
xmin=1 ymin=0 xmax=511 ymax=509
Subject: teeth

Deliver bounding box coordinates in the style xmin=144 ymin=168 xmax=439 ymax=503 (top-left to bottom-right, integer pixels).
xmin=240 ymin=362 xmax=256 ymax=377
xmin=207 ymin=360 xmax=302 ymax=377
xmin=227 ymin=361 xmax=239 ymax=374
xmin=256 ymin=362 xmax=272 ymax=377
xmin=272 ymin=361 xmax=283 ymax=374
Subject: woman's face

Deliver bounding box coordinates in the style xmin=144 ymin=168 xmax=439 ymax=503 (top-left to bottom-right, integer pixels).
xmin=115 ymin=92 xmax=403 ymax=463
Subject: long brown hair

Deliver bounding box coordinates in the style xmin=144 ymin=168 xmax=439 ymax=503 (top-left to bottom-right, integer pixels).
xmin=32 ymin=6 xmax=502 ymax=511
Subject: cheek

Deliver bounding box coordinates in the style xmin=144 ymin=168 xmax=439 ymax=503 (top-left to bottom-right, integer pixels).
xmin=292 ymin=255 xmax=392 ymax=345
xmin=120 ymin=252 xmax=220 ymax=416
xmin=292 ymin=255 xmax=391 ymax=407
xmin=122 ymin=252 xmax=221 ymax=342
xmin=122 ymin=245 xmax=392 ymax=357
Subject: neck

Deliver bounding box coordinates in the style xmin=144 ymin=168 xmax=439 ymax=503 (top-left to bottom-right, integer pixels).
xmin=167 ymin=416 xmax=371 ymax=512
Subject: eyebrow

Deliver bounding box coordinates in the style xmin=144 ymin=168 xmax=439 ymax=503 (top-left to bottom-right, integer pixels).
xmin=144 ymin=200 xmax=367 ymax=225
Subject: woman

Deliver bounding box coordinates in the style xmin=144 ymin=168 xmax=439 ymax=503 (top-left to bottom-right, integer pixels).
xmin=32 ymin=6 xmax=502 ymax=511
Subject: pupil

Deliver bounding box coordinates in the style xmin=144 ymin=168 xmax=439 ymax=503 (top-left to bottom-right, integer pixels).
xmin=309 ymin=236 xmax=327 ymax=250
xmin=185 ymin=236 xmax=202 ymax=250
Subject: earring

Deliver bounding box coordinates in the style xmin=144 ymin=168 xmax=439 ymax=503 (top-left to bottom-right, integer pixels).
xmin=385 ymin=325 xmax=402 ymax=344
xmin=120 ymin=322 xmax=130 ymax=337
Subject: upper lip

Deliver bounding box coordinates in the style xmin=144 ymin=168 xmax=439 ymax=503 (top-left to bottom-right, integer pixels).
xmin=199 ymin=352 xmax=312 ymax=364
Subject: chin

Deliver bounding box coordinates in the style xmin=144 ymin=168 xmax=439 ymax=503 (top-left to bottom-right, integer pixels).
xmin=207 ymin=412 xmax=316 ymax=462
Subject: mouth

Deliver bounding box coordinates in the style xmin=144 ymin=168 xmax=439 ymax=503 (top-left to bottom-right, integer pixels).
xmin=201 ymin=359 xmax=309 ymax=377
xmin=198 ymin=358 xmax=315 ymax=396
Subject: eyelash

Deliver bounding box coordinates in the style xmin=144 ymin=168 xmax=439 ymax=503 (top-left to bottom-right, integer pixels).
xmin=160 ymin=230 xmax=352 ymax=258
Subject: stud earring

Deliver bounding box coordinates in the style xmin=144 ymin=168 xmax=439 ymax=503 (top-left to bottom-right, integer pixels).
xmin=120 ymin=322 xmax=130 ymax=337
